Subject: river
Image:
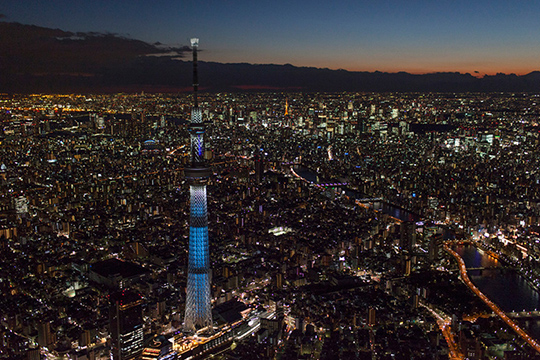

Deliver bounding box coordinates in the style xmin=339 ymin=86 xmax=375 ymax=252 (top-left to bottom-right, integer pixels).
xmin=292 ymin=165 xmax=420 ymax=222
xmin=454 ymin=245 xmax=540 ymax=340
xmin=293 ymin=165 xmax=540 ymax=340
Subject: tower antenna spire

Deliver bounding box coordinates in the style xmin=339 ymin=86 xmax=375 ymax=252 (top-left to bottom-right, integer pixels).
xmin=191 ymin=38 xmax=199 ymax=108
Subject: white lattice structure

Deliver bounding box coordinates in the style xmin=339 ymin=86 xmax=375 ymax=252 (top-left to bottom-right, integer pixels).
xmin=183 ymin=38 xmax=213 ymax=333
xmin=184 ymin=185 xmax=212 ymax=331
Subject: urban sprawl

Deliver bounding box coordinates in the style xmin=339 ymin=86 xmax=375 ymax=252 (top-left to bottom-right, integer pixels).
xmin=1 ymin=92 xmax=540 ymax=360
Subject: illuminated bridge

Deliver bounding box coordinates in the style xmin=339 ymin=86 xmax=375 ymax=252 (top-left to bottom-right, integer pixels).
xmin=355 ymin=198 xmax=385 ymax=202
xmin=507 ymin=311 xmax=540 ymax=319
xmin=466 ymin=266 xmax=516 ymax=271
xmin=314 ymin=182 xmax=348 ymax=187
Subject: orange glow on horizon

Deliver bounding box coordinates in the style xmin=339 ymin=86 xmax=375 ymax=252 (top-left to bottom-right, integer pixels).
xmin=205 ymin=52 xmax=540 ymax=78
xmin=341 ymin=65 xmax=538 ymax=77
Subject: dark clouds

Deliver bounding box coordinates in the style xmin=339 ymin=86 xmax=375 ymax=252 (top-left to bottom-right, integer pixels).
xmin=2 ymin=21 xmax=540 ymax=94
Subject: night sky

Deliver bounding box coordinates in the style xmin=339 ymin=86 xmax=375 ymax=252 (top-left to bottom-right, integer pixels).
xmin=2 ymin=0 xmax=540 ymax=75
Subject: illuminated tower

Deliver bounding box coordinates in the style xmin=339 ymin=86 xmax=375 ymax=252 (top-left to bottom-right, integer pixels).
xmin=183 ymin=38 xmax=213 ymax=333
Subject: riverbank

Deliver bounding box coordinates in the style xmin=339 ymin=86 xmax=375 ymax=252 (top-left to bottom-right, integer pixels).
xmin=445 ymin=244 xmax=540 ymax=354
xmin=473 ymin=241 xmax=540 ymax=294
xmin=292 ymin=165 xmax=420 ymax=222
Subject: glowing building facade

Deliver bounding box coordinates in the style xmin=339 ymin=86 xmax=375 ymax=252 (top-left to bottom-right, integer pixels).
xmin=183 ymin=38 xmax=213 ymax=332
xmin=110 ymin=291 xmax=144 ymax=360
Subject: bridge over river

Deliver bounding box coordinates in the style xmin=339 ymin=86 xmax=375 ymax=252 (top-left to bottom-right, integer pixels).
xmin=507 ymin=311 xmax=540 ymax=319
xmin=466 ymin=265 xmax=517 ymax=271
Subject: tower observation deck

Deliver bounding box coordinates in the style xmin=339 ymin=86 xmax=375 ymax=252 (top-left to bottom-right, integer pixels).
xmin=183 ymin=38 xmax=213 ymax=333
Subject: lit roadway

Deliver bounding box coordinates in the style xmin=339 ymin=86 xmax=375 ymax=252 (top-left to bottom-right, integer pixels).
xmin=445 ymin=245 xmax=540 ymax=355
xmin=420 ymin=302 xmax=463 ymax=360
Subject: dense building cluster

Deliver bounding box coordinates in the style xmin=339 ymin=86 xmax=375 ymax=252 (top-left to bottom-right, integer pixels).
xmin=1 ymin=92 xmax=540 ymax=359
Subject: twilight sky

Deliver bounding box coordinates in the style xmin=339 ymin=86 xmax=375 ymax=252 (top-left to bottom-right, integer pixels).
xmin=2 ymin=0 xmax=540 ymax=75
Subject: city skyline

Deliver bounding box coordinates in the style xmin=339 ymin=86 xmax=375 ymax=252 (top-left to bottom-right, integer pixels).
xmin=2 ymin=0 xmax=540 ymax=76
xmin=3 ymin=2 xmax=540 ymax=357
xmin=3 ymin=91 xmax=540 ymax=359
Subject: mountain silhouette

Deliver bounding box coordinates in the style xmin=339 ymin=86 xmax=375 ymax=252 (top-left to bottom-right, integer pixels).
xmin=1 ymin=21 xmax=540 ymax=93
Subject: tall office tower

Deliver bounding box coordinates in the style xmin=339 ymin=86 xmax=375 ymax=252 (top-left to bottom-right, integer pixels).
xmin=183 ymin=38 xmax=213 ymax=333
xmin=254 ymin=150 xmax=264 ymax=185
xmin=37 ymin=320 xmax=55 ymax=348
xmin=399 ymin=221 xmax=416 ymax=252
xmin=110 ymin=291 xmax=144 ymax=360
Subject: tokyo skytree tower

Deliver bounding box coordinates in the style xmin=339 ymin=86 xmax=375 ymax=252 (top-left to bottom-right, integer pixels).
xmin=183 ymin=38 xmax=213 ymax=332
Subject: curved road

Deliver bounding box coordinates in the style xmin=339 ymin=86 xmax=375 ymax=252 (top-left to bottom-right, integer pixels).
xmin=421 ymin=302 xmax=463 ymax=360
xmin=445 ymin=245 xmax=540 ymax=354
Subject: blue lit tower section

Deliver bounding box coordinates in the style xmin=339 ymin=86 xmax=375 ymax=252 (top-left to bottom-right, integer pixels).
xmin=184 ymin=38 xmax=213 ymax=333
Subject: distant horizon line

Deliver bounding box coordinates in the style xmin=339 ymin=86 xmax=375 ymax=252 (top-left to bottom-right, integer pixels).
xmin=1 ymin=20 xmax=537 ymax=79
xmin=198 ymin=60 xmax=539 ymax=77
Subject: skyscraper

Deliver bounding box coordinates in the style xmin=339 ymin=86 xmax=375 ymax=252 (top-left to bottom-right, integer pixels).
xmin=254 ymin=150 xmax=264 ymax=185
xmin=110 ymin=291 xmax=144 ymax=360
xmin=183 ymin=38 xmax=213 ymax=333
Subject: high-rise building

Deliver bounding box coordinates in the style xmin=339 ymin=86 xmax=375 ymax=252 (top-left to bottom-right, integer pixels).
xmin=110 ymin=290 xmax=144 ymax=360
xmin=37 ymin=320 xmax=55 ymax=348
xmin=399 ymin=221 xmax=416 ymax=252
xmin=254 ymin=150 xmax=264 ymax=185
xmin=183 ymin=38 xmax=213 ymax=333
xmin=367 ymin=307 xmax=376 ymax=326
xmin=428 ymin=233 xmax=443 ymax=264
